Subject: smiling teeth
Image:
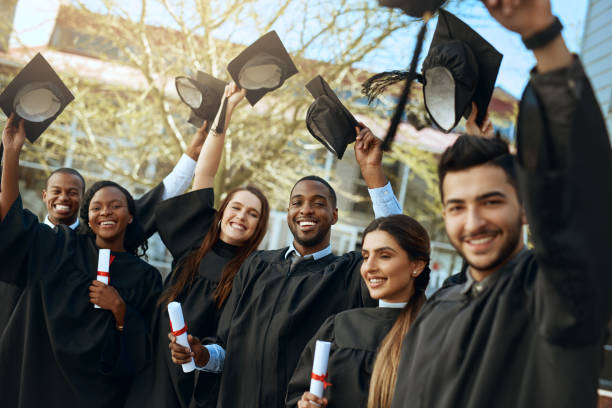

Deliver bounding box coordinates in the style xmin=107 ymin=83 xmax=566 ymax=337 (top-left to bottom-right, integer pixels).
xmin=299 ymin=221 xmax=315 ymax=227
xmin=369 ymin=278 xmax=385 ymax=284
xmin=101 ymin=221 xmax=116 ymax=226
xmin=468 ymin=237 xmax=494 ymax=245
xmin=55 ymin=205 xmax=70 ymax=211
xmin=230 ymin=223 xmax=246 ymax=231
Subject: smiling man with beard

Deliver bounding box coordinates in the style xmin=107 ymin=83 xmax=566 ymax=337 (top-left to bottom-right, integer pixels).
xmin=169 ymin=124 xmax=402 ymax=408
xmin=389 ymin=1 xmax=612 ymax=407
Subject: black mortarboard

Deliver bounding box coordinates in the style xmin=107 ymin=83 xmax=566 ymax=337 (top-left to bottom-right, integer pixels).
xmin=378 ymin=0 xmax=447 ymax=17
xmin=175 ymin=71 xmax=227 ymax=131
xmin=227 ymin=31 xmax=298 ymax=106
xmin=0 ymin=53 xmax=74 ymax=143
xmin=305 ymin=75 xmax=359 ymax=159
xmin=422 ymin=9 xmax=502 ymax=132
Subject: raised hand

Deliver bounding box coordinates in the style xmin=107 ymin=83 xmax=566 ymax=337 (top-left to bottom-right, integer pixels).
xmin=354 ymin=122 xmax=382 ymax=169
xmin=185 ymin=120 xmax=209 ymax=161
xmin=2 ymin=113 xmax=26 ymax=151
xmin=225 ymin=82 xmax=246 ymax=113
xmin=483 ymin=0 xmax=554 ymax=37
xmin=465 ymin=102 xmax=495 ymax=139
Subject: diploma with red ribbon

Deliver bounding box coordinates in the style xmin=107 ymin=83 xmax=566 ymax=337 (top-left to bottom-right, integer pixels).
xmin=310 ymin=340 xmax=332 ymax=398
xmin=95 ymin=249 xmax=114 ymax=309
xmin=167 ymin=301 xmax=196 ymax=373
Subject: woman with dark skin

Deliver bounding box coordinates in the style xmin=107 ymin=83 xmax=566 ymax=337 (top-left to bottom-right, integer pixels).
xmin=124 ymin=82 xmax=271 ymax=408
xmin=0 ymin=113 xmax=162 ymax=408
xmin=286 ymin=214 xmax=431 ymax=408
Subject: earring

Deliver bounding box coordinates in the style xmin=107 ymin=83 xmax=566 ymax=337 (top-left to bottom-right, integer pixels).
xmin=218 ymin=219 xmax=222 ymax=228
xmin=412 ymin=271 xmax=418 ymax=277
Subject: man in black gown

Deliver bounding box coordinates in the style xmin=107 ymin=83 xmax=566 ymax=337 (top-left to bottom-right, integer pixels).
xmin=391 ymin=1 xmax=612 ymax=407
xmin=171 ymin=127 xmax=403 ymax=407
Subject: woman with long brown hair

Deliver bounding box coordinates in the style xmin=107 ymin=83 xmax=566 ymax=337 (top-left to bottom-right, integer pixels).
xmin=286 ymin=214 xmax=430 ymax=408
xmin=125 ymin=83 xmax=270 ymax=408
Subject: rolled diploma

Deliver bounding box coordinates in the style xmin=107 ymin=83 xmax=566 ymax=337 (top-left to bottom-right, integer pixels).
xmin=167 ymin=301 xmax=196 ymax=373
xmin=309 ymin=340 xmax=331 ymax=398
xmin=95 ymin=249 xmax=110 ymax=308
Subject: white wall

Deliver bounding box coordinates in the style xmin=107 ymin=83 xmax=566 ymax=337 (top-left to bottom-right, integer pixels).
xmin=581 ymin=0 xmax=612 ymax=140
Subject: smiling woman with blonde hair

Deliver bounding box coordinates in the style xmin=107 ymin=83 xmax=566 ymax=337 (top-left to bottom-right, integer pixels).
xmin=286 ymin=214 xmax=430 ymax=408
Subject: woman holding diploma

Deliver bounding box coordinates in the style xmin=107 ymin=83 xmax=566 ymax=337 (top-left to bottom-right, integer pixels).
xmin=286 ymin=214 xmax=430 ymax=408
xmin=0 ymin=113 xmax=163 ymax=408
xmin=124 ymin=82 xmax=270 ymax=408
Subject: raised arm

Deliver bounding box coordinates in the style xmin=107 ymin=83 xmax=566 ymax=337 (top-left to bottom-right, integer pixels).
xmin=192 ymin=83 xmax=246 ymax=191
xmin=1 ymin=113 xmax=25 ymax=221
xmin=485 ymin=0 xmax=612 ymax=338
xmin=354 ymin=123 xmax=402 ymax=217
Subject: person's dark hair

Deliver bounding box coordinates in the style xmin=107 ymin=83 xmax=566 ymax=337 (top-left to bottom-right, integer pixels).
xmin=159 ymin=185 xmax=270 ymax=309
xmin=80 ymin=180 xmax=148 ymax=257
xmin=437 ymin=134 xmax=517 ymax=202
xmin=363 ymin=214 xmax=430 ymax=408
xmin=46 ymin=168 xmax=86 ymax=194
xmin=290 ymin=175 xmax=337 ymax=208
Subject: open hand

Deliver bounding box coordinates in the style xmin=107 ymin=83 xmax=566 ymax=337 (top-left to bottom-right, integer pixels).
xmin=2 ymin=113 xmax=26 ymax=151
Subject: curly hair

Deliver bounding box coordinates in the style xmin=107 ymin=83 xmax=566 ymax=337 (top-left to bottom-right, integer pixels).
xmin=80 ymin=180 xmax=148 ymax=257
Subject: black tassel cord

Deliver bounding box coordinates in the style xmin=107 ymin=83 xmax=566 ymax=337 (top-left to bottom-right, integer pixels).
xmin=361 ymin=19 xmax=430 ymax=151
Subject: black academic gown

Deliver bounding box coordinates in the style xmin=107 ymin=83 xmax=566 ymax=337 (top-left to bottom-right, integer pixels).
xmin=214 ymin=247 xmax=375 ymax=408
xmin=0 ymin=182 xmax=165 ymax=340
xmin=125 ymin=188 xmax=239 ymax=408
xmin=0 ymin=197 xmax=163 ymax=408
xmin=286 ymin=307 xmax=402 ymax=407
xmin=390 ymin=58 xmax=612 ymax=408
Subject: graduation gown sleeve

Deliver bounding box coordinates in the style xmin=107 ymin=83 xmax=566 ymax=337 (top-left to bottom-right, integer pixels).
xmin=155 ymin=188 xmax=216 ymax=260
xmin=516 ymin=57 xmax=612 ymax=345
xmin=135 ymin=181 xmax=167 ymax=239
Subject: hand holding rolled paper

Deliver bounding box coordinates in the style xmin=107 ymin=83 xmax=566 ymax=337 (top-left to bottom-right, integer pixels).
xmin=167 ymin=301 xmax=196 ymax=372
xmin=298 ymin=392 xmax=328 ymax=408
xmin=309 ymin=340 xmax=332 ymax=398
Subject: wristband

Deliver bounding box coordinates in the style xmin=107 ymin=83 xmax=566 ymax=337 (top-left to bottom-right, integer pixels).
xmin=522 ymin=17 xmax=563 ymax=50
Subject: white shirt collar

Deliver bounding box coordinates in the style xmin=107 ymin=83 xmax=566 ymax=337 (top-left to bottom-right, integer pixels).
xmin=44 ymin=215 xmax=80 ymax=230
xmin=379 ymin=299 xmax=407 ymax=309
xmin=285 ymin=241 xmax=332 ymax=260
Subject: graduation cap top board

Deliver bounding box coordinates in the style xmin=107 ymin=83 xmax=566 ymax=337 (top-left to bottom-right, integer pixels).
xmin=0 ymin=53 xmax=74 ymax=143
xmin=378 ymin=0 xmax=447 ymax=17
xmin=306 ymin=75 xmax=359 ymax=160
xmin=421 ymin=9 xmax=502 ymax=132
xmin=175 ymin=71 xmax=227 ymax=131
xmin=227 ymin=31 xmax=298 ymax=106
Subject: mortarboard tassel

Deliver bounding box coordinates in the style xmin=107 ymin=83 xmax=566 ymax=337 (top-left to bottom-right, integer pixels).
xmin=380 ymin=16 xmax=430 ymax=151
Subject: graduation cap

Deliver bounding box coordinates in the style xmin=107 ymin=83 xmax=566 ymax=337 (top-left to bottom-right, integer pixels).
xmin=305 ymin=75 xmax=359 ymax=159
xmin=421 ymin=9 xmax=502 ymax=132
xmin=378 ymin=0 xmax=447 ymax=18
xmin=0 ymin=53 xmax=74 ymax=143
xmin=360 ymin=1 xmax=449 ymax=151
xmin=175 ymin=71 xmax=227 ymax=131
xmin=227 ymin=31 xmax=298 ymax=106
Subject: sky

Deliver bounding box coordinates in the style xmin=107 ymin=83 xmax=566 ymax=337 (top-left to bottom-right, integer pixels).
xmin=10 ymin=0 xmax=589 ymax=98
